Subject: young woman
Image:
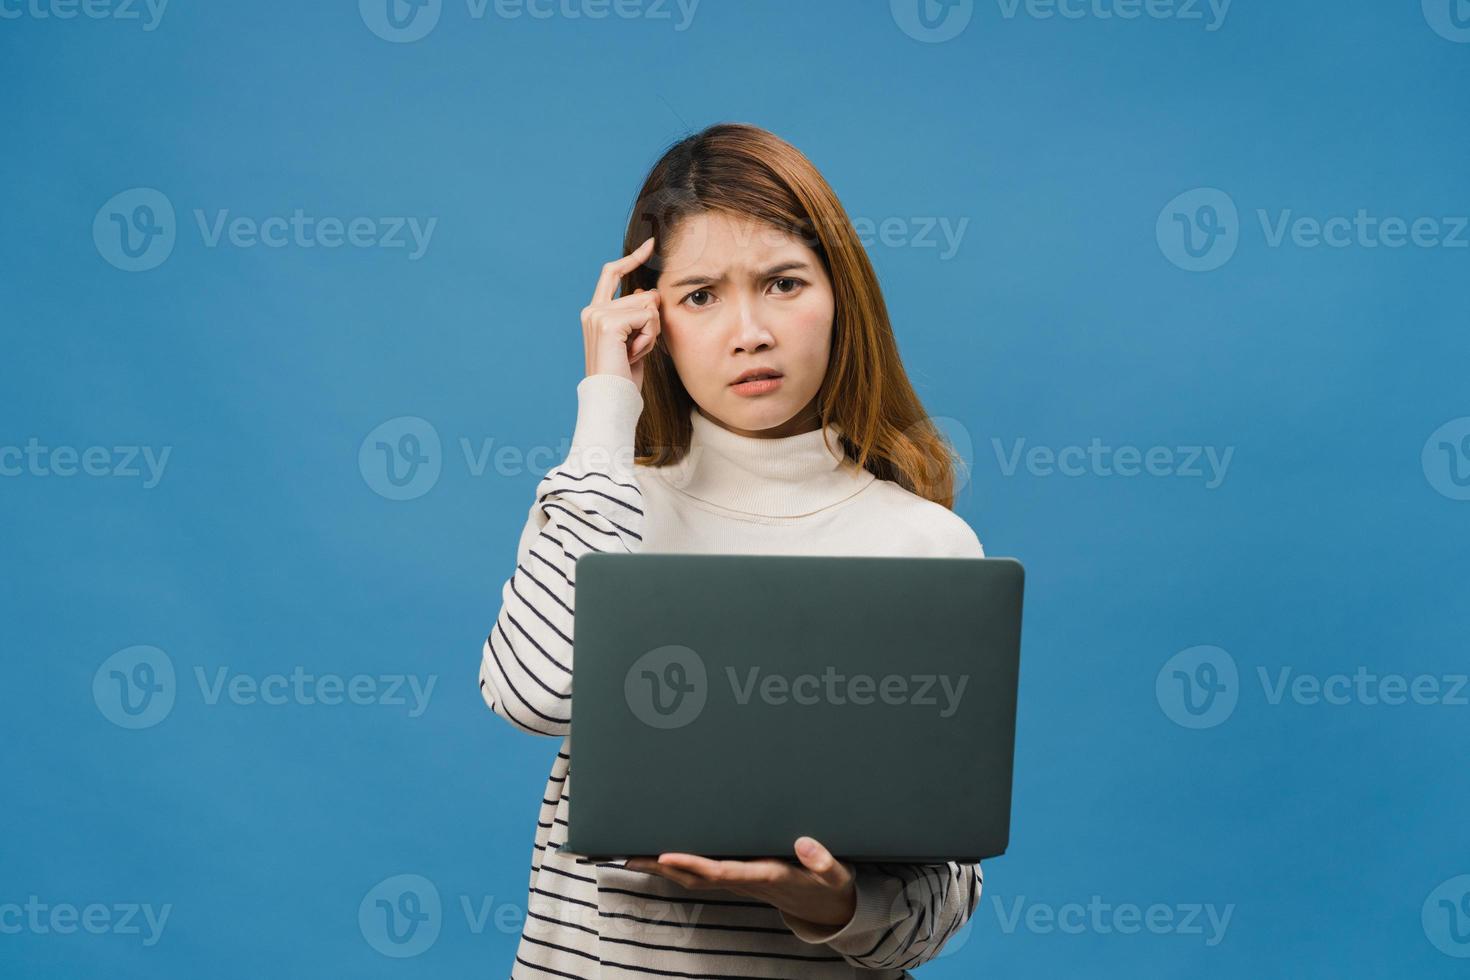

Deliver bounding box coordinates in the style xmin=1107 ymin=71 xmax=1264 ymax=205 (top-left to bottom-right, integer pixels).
xmin=480 ymin=123 xmax=986 ymax=978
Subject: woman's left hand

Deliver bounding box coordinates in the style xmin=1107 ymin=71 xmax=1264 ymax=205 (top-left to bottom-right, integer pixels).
xmin=625 ymin=836 xmax=858 ymax=929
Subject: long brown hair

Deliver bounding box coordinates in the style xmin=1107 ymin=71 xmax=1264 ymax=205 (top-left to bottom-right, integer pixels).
xmin=620 ymin=122 xmax=965 ymax=510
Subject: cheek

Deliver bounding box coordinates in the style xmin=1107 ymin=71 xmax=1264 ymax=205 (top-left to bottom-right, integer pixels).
xmin=660 ymin=314 xmax=691 ymax=358
xmin=661 ymin=318 xmax=714 ymax=382
xmin=785 ymin=298 xmax=834 ymax=360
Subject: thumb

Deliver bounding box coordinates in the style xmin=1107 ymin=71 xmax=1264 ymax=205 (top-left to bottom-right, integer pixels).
xmin=794 ymin=837 xmax=851 ymax=887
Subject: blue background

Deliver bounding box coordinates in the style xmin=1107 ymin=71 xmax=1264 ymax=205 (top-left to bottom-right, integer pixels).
xmin=3 ymin=0 xmax=1468 ymax=976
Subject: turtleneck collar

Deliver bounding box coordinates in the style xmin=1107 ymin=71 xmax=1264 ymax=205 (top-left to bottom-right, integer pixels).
xmin=652 ymin=405 xmax=877 ymax=519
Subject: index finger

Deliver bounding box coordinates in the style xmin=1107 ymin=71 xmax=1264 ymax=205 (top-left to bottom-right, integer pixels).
xmin=591 ymin=236 xmax=656 ymax=307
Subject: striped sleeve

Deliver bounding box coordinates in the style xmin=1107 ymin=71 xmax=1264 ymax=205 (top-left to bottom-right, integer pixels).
xmin=478 ymin=373 xmax=645 ymax=737
xmin=781 ymin=861 xmax=983 ymax=971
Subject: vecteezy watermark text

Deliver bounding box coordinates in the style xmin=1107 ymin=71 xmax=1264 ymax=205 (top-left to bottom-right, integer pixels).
xmin=93 ymin=646 xmax=438 ymax=728
xmin=991 ymin=437 xmax=1234 ymax=489
xmin=0 ymin=0 xmax=167 ymax=29
xmin=358 ymin=872 xmax=701 ymax=957
xmin=622 ymin=646 xmax=970 ymax=730
xmin=94 ymin=188 xmax=436 ymax=272
xmin=1158 ymin=188 xmax=1470 ymax=272
xmin=0 ymin=898 xmax=171 ymax=946
xmin=1 ymin=440 xmax=171 ymax=488
xmin=995 ymin=0 xmax=1230 ymax=30
xmin=890 ymin=0 xmax=1231 ymax=43
xmin=193 ymin=209 xmax=435 ymax=259
xmin=991 ymin=894 xmax=1233 ymax=946
xmin=360 ymin=414 xmax=975 ymax=501
xmin=359 ymin=0 xmax=701 ymax=43
xmin=727 ymin=666 xmax=969 ymax=718
xmin=1157 ymin=645 xmax=1469 ymax=729
xmin=852 ymin=216 xmax=969 ymax=259
xmin=194 ymin=666 xmax=436 ymax=716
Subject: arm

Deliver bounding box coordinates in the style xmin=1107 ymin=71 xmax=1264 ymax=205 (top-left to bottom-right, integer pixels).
xmin=781 ymin=860 xmax=982 ymax=970
xmin=477 ymin=373 xmax=645 ymax=736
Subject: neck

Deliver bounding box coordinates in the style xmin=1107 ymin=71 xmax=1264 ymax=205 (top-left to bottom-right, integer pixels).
xmin=655 ymin=405 xmax=875 ymax=518
xmin=693 ymin=399 xmax=822 ymax=440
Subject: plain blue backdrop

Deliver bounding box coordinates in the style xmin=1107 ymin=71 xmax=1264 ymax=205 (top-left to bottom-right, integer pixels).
xmin=3 ymin=0 xmax=1469 ymax=976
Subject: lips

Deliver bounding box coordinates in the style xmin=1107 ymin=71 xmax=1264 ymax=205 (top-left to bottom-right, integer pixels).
xmin=731 ymin=368 xmax=783 ymax=385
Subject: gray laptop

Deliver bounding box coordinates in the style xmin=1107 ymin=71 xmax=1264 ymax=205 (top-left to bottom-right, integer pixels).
xmin=562 ymin=553 xmax=1024 ymax=863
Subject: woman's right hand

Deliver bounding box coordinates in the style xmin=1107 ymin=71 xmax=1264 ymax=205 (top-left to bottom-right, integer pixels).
xmin=582 ymin=236 xmax=663 ymax=390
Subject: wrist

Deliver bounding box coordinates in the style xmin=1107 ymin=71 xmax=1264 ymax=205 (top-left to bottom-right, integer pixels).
xmin=791 ymin=883 xmax=857 ymax=929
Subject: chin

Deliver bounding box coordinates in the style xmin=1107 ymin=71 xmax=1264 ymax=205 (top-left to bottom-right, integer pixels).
xmin=712 ymin=394 xmax=803 ymax=434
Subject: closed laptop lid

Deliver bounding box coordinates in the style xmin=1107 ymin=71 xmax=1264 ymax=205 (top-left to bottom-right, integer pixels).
xmin=564 ymin=553 xmax=1025 ymax=863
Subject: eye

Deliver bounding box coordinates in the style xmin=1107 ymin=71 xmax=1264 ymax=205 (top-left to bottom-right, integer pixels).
xmin=681 ymin=288 xmax=714 ymax=309
xmin=771 ymin=276 xmax=804 ymax=295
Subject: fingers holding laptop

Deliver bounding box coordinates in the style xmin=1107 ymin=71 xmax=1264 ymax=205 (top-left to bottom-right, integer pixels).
xmin=624 ymin=836 xmax=858 ymax=928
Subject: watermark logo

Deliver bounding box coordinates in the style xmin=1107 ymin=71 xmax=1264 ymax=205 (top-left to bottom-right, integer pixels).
xmin=0 ymin=898 xmax=172 ymax=945
xmin=1424 ymin=0 xmax=1470 ymax=43
xmin=92 ymin=647 xmax=437 ymax=726
xmin=357 ymin=426 xmax=683 ymax=498
xmin=891 ymin=0 xmax=974 ymax=43
xmin=728 ymin=667 xmax=969 ymax=717
xmin=93 ymin=189 xmax=437 ymax=271
xmin=1157 ymin=188 xmax=1238 ymax=272
xmin=1160 ymin=188 xmax=1470 ymax=271
xmin=992 ymin=437 xmax=1233 ymax=489
xmin=94 ymin=188 xmax=176 ymax=272
xmin=360 ymin=874 xmax=442 ymax=957
xmin=995 ymin=0 xmax=1231 ymax=30
xmin=1159 ymin=647 xmax=1468 ymax=728
xmin=191 ymin=209 xmax=436 ymax=258
xmin=1422 ymin=417 xmax=1470 ymax=501
xmin=623 ymin=650 xmax=970 ymax=729
xmin=625 ymin=645 xmax=707 ymax=729
xmin=1257 ymin=209 xmax=1469 ymax=250
xmin=1 ymin=440 xmax=172 ymax=487
xmin=1257 ymin=667 xmax=1468 ymax=708
xmin=1424 ymin=875 xmax=1470 ymax=958
xmin=360 ymin=417 xmax=443 ymax=500
xmin=362 ymin=0 xmax=699 ymax=41
xmin=355 ymin=875 xmax=699 ymax=952
xmin=0 ymin=0 xmax=168 ymax=30
xmin=625 ymin=193 xmax=965 ymax=282
xmin=193 ymin=666 xmax=436 ymax=715
xmin=991 ymin=893 xmax=1233 ymax=946
xmin=853 ymin=216 xmax=969 ymax=259
xmin=354 ymin=872 xmax=700 ymax=952
xmin=93 ymin=645 xmax=176 ymax=730
xmin=1156 ymin=645 xmax=1238 ymax=729
xmin=360 ymin=0 xmax=442 ymax=42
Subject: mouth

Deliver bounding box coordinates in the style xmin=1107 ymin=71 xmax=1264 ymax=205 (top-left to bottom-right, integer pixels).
xmin=729 ymin=369 xmax=784 ymax=397
xmin=731 ymin=368 xmax=784 ymax=386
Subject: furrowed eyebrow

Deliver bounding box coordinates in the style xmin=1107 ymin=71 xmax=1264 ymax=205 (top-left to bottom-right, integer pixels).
xmin=666 ymin=261 xmax=811 ymax=289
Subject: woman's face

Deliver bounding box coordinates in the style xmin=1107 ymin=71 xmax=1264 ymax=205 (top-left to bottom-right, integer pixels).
xmin=653 ymin=211 xmax=834 ymax=439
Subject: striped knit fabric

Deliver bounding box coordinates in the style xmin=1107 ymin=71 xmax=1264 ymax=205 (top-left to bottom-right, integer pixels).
xmin=480 ymin=373 xmax=987 ymax=978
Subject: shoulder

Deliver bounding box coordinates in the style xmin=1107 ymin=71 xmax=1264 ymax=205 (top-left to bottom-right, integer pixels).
xmin=861 ymin=477 xmax=986 ymax=558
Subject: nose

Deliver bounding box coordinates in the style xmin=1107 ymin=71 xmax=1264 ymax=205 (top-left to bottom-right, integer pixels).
xmin=731 ymin=294 xmax=775 ymax=354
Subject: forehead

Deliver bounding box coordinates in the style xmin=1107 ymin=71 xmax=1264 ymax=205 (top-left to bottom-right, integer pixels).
xmin=657 ymin=211 xmax=815 ymax=279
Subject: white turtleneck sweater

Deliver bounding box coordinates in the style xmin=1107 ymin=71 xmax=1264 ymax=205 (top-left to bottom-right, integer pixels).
xmin=479 ymin=373 xmax=987 ymax=979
